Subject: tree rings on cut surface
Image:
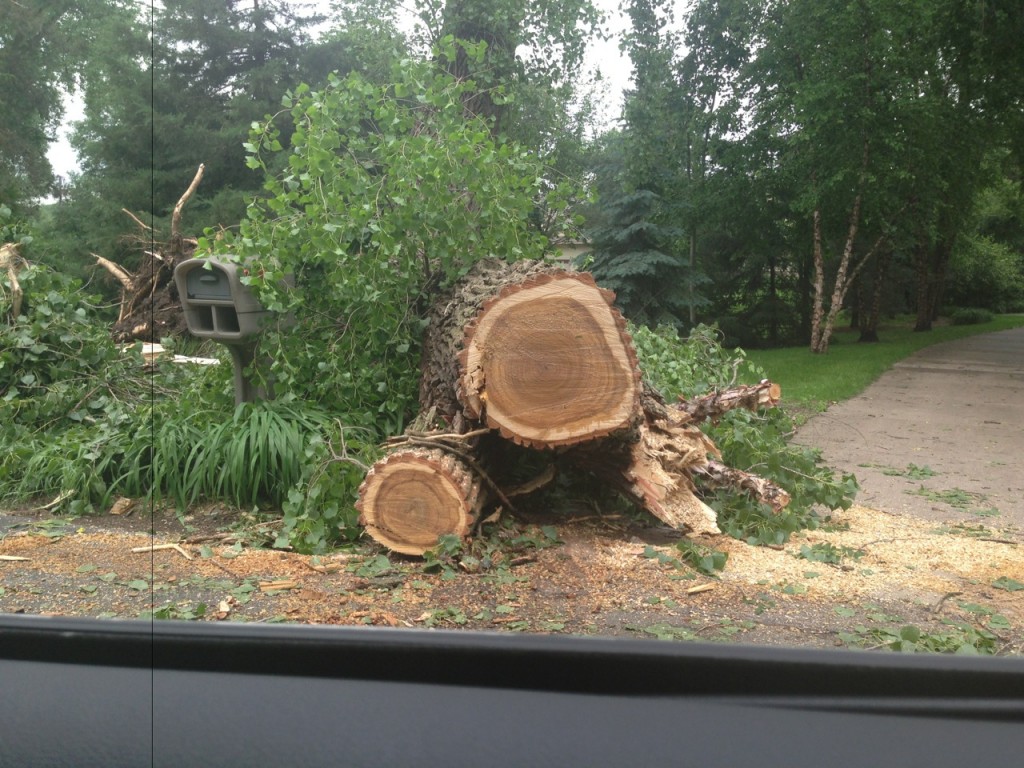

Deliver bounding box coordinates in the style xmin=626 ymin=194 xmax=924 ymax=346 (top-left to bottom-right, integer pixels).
xmin=459 ymin=272 xmax=640 ymax=448
xmin=356 ymin=448 xmax=484 ymax=556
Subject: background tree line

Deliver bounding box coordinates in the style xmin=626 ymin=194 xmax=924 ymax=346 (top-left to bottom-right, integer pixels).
xmin=3 ymin=0 xmax=1023 ymax=354
xmin=586 ymin=0 xmax=1024 ymax=351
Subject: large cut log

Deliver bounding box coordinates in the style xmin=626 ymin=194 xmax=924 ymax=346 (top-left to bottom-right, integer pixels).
xmin=356 ymin=447 xmax=487 ymax=556
xmin=420 ymin=258 xmax=642 ymax=448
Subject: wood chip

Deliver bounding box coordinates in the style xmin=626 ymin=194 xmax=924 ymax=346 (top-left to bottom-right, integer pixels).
xmin=686 ymin=583 xmax=716 ymax=595
xmin=305 ymin=562 xmax=342 ymax=574
xmin=109 ymin=497 xmax=135 ymax=516
xmin=259 ymin=579 xmax=298 ymax=592
xmin=130 ymin=542 xmax=193 ymax=560
xmin=0 ymin=555 xmax=30 ymax=562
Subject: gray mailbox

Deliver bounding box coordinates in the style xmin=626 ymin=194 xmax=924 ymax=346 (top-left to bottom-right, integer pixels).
xmin=174 ymin=258 xmax=279 ymax=404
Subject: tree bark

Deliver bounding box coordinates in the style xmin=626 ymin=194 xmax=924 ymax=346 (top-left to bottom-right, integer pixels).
xmin=809 ymin=206 xmax=827 ymax=351
xmin=1 ymin=243 xmax=24 ymax=320
xmin=859 ymin=246 xmax=890 ymax=343
xmin=913 ymin=239 xmax=933 ymax=332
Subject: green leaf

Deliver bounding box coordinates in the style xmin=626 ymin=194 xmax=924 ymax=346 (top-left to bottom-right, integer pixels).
xmin=992 ymin=577 xmax=1024 ymax=592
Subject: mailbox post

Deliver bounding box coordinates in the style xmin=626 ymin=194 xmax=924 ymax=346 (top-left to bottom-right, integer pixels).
xmin=174 ymin=258 xmax=280 ymax=404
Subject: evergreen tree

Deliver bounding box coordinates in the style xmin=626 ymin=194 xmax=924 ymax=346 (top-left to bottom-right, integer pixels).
xmin=51 ymin=0 xmax=342 ymax=273
xmin=586 ymin=188 xmax=690 ymax=328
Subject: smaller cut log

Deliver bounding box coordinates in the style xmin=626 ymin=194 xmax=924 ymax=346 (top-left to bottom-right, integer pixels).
xmin=356 ymin=447 xmax=488 ymax=556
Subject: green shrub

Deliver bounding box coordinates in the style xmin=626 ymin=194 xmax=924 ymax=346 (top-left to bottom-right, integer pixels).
xmin=950 ymin=307 xmax=994 ymax=325
xmin=1 ymin=264 xmax=119 ymax=400
xmin=202 ymin=44 xmax=575 ymax=436
xmin=946 ymin=234 xmax=1024 ymax=312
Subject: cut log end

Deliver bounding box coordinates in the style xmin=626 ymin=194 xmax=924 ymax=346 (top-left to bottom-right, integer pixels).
xmin=460 ymin=272 xmax=640 ymax=448
xmin=356 ymin=449 xmax=484 ymax=556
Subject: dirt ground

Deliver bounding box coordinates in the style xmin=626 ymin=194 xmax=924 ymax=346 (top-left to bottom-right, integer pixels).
xmin=2 ymin=328 xmax=1023 ymax=654
xmin=1 ymin=501 xmax=1022 ymax=652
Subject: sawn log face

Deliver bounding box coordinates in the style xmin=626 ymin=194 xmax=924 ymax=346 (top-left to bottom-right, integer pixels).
xmin=419 ymin=258 xmax=641 ymax=448
xmin=356 ymin=447 xmax=485 ymax=556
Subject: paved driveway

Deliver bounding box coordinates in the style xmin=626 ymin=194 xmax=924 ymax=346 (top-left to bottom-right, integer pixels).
xmin=795 ymin=326 xmax=1024 ymax=527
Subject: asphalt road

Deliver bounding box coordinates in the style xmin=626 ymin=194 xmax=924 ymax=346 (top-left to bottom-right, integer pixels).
xmin=795 ymin=325 xmax=1024 ymax=528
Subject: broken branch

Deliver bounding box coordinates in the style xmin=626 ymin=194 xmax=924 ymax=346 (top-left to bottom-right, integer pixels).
xmin=171 ymin=164 xmax=205 ymax=240
xmin=130 ymin=542 xmax=193 ymax=560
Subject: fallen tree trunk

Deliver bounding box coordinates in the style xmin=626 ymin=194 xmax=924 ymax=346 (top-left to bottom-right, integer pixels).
xmin=358 ymin=260 xmax=790 ymax=555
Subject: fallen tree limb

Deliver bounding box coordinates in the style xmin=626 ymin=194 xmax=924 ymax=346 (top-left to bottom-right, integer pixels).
xmin=693 ymin=459 xmax=791 ymax=513
xmin=121 ymin=208 xmax=153 ymax=232
xmin=102 ymin=167 xmax=206 ymax=342
xmin=677 ymin=380 xmax=782 ymax=424
xmin=131 ymin=542 xmax=193 ymax=560
xmin=172 ymin=164 xmax=205 ymax=241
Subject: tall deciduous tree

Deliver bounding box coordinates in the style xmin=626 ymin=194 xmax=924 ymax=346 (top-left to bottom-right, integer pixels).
xmin=417 ymin=0 xmax=602 ymax=140
xmin=0 ymin=0 xmax=122 ymax=209
xmin=744 ymin=0 xmax=949 ymax=352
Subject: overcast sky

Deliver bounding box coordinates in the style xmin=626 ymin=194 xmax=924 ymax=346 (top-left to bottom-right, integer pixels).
xmin=47 ymin=0 xmax=633 ymax=179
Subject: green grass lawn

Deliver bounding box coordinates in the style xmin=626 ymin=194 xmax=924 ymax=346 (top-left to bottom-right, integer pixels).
xmin=743 ymin=314 xmax=1024 ymax=410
